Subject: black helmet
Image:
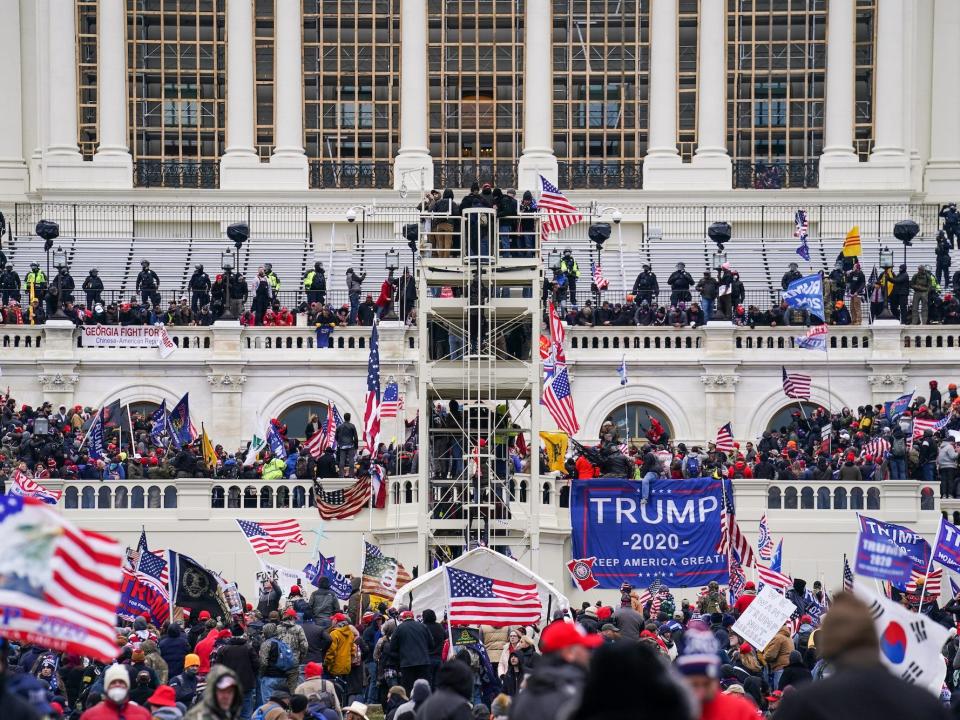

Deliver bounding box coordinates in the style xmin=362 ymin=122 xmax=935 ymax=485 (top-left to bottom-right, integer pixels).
xmin=141 ymin=260 xmax=150 ymax=267
xmin=196 ymin=264 xmax=203 ymax=271
xmin=89 ymin=268 xmax=98 ymax=275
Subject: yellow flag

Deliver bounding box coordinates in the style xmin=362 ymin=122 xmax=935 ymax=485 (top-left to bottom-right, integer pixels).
xmin=843 ymin=226 xmax=862 ymax=257
xmin=201 ymin=423 xmax=218 ymax=469
xmin=539 ymin=431 xmax=569 ymax=472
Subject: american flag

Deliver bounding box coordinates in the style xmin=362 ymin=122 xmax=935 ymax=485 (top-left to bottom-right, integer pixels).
xmin=862 ymin=437 xmax=890 ymax=458
xmin=795 ymin=210 xmax=810 ymax=262
xmin=591 ymin=261 xmax=609 ymax=290
xmin=236 ymin=519 xmax=306 ymax=555
xmin=361 ymin=542 xmax=412 ymax=598
xmin=717 ymin=479 xmax=756 ymax=567
xmin=758 ymin=514 xmax=775 ymax=561
xmin=905 ymin=567 xmax=942 ymax=597
xmin=446 ymin=566 xmax=542 ymax=627
xmin=843 ymin=554 xmax=854 ymax=593
xmin=137 ymin=549 xmax=170 ymax=597
xmin=363 ymin=323 xmax=381 ymax=451
xmin=715 ymin=423 xmax=735 ymax=453
xmin=650 ymin=588 xmax=669 ymax=617
xmin=538 ymin=175 xmax=583 ymax=240
xmin=9 ymin=468 xmax=61 ymax=505
xmin=548 ymin=301 xmax=567 ymax=365
xmin=757 ymin=563 xmax=792 ymax=591
xmin=0 ymin=496 xmax=124 ymax=662
xmin=380 ymin=381 xmax=403 ymax=419
xmin=729 ymin=551 xmax=746 ymax=602
xmin=634 ymin=577 xmax=664 ymax=608
xmin=806 ymin=324 xmax=829 ymax=338
xmin=912 ymin=416 xmax=949 ymax=438
xmin=782 ymin=367 xmax=812 ymax=400
xmin=303 ymin=403 xmax=344 ymax=459
xmin=543 ymin=367 xmax=580 ymax=436
xmin=314 ymin=477 xmax=371 ymax=520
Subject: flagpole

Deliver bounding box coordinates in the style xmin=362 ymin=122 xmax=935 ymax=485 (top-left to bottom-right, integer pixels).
xmin=443 ymin=562 xmax=455 ymax=658
xmin=916 ymin=553 xmax=935 ymax=614
xmin=167 ymin=549 xmax=175 ymax=625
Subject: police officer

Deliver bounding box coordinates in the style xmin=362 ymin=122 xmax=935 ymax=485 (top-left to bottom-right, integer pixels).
xmin=25 ymin=262 xmax=47 ymax=302
xmin=82 ymin=268 xmax=103 ymax=308
xmin=667 ymin=262 xmax=694 ymax=306
xmin=560 ymin=248 xmax=581 ymax=305
xmin=940 ymin=202 xmax=960 ymax=249
xmin=0 ymin=264 xmax=20 ymax=305
xmin=264 ymin=262 xmax=280 ymax=300
xmin=189 ymin=264 xmax=211 ymax=313
xmin=304 ymin=261 xmax=326 ymax=306
xmin=935 ymin=230 xmax=952 ymax=287
xmin=136 ymin=260 xmax=160 ymax=305
xmin=48 ymin=264 xmax=75 ymax=315
xmin=781 ymin=262 xmax=802 ymax=290
xmin=632 ymin=264 xmax=659 ymax=305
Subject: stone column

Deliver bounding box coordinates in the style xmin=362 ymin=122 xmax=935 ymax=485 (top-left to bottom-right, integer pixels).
xmin=924 ymin=0 xmax=960 ymax=196
xmin=93 ymin=0 xmax=133 ymax=182
xmin=642 ymin=0 xmax=683 ymax=189
xmin=220 ymin=0 xmax=259 ymax=185
xmin=0 ymin=0 xmax=27 ymax=195
xmin=516 ymin=0 xmax=557 ymax=192
xmin=46 ymin=0 xmax=82 ymax=159
xmin=270 ymin=0 xmax=308 ymax=183
xmin=819 ymin=0 xmax=857 ymax=163
xmin=870 ymin=0 xmax=907 ymax=160
xmin=393 ymin=0 xmax=433 ymax=192
xmin=691 ymin=0 xmax=731 ymax=188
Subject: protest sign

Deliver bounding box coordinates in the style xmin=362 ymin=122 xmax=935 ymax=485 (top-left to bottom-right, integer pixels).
xmin=731 ymin=586 xmax=796 ymax=650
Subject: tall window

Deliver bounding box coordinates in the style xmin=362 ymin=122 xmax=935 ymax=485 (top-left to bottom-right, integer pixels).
xmin=429 ymin=0 xmax=525 ymax=189
xmin=303 ymin=0 xmax=400 ymax=188
xmin=552 ymin=0 xmax=647 ymax=188
xmin=126 ymin=0 xmax=226 ymax=182
xmin=677 ymin=0 xmax=699 ymax=161
xmin=77 ymin=2 xmax=99 ymax=160
xmin=854 ymin=0 xmax=877 ymax=160
xmin=727 ymin=0 xmax=826 ymax=188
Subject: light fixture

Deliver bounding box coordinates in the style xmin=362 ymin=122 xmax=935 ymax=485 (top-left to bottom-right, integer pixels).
xmin=548 ymin=249 xmax=561 ymax=271
xmin=385 ymin=247 xmax=400 ymax=272
xmin=879 ymin=246 xmax=894 ymax=269
xmin=52 ymin=245 xmax=67 ymax=269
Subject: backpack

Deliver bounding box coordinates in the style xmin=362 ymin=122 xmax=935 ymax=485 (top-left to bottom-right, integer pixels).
xmin=684 ymin=454 xmax=700 ymax=478
xmin=253 ymin=702 xmax=284 ymax=720
xmin=269 ymin=636 xmax=296 ymax=672
xmin=891 ymin=436 xmax=906 ymax=458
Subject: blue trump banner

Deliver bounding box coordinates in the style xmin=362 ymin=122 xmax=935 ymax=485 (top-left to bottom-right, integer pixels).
xmin=884 ymin=391 xmax=914 ymax=421
xmin=783 ymin=273 xmax=825 ymax=320
xmin=117 ymin=569 xmax=169 ymax=627
xmin=570 ymin=478 xmax=727 ymax=588
xmin=933 ymin=516 xmax=960 ymax=574
xmin=855 ymin=519 xmax=913 ymax=584
xmin=858 ymin=515 xmax=930 ymax=570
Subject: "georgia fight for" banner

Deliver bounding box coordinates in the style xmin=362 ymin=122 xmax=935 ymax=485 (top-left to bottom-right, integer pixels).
xmin=570 ymin=478 xmax=728 ymax=588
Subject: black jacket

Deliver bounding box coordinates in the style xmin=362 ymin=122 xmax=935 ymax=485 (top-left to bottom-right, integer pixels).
xmin=137 ymin=269 xmax=160 ymax=291
xmin=190 ymin=271 xmax=211 ymax=292
xmin=509 ymin=655 xmax=586 ymax=720
xmin=0 ymin=686 xmax=40 ymax=720
xmin=416 ymin=659 xmax=474 ymax=720
xmin=389 ymin=618 xmax=433 ymax=668
xmin=216 ymin=637 xmax=260 ymax=694
xmin=82 ymin=274 xmax=104 ymax=291
xmin=159 ymin=624 xmax=190 ymax=676
xmin=667 ymin=270 xmax=694 ymax=292
xmin=335 ymin=421 xmax=358 ymax=449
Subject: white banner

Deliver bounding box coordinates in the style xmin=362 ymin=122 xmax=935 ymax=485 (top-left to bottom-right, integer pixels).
xmin=257 ymin=558 xmax=312 ymax=600
xmin=81 ymin=325 xmax=176 ymax=358
xmin=732 ymin=586 xmax=797 ymax=650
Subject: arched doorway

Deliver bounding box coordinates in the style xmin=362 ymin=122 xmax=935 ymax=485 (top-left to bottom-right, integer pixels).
xmin=601 ymin=403 xmax=673 ymax=444
xmin=766 ymin=403 xmax=827 ymax=433
xmin=278 ymin=401 xmax=334 ymax=440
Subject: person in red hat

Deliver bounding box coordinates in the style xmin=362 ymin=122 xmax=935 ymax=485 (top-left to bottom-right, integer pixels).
xmin=510 ymin=621 xmax=601 ymax=720
xmin=145 ymin=685 xmax=180 ymax=720
xmin=733 ymin=581 xmax=758 ymax=615
xmin=676 ymin=625 xmax=757 ymax=720
xmin=295 ymin=662 xmax=343 ymax=717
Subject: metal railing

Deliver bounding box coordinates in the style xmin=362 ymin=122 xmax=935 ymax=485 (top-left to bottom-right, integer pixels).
xmin=732 ymin=160 xmax=820 ymax=190
xmin=308 ymin=161 xmax=393 ymax=190
xmin=133 ymin=160 xmax=220 ymax=189
xmin=79 ymin=288 xmax=351 ymax=310
xmin=557 ymin=161 xmax=643 ymax=190
xmin=433 ymin=162 xmax=518 ymax=190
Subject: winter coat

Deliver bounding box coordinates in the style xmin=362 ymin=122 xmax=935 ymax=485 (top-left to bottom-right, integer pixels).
xmin=345 ymin=576 xmax=364 ymax=621
xmin=309 ymin=586 xmax=341 ymax=621
xmin=415 ymin=659 xmax=474 ymax=720
xmin=779 ymin=651 xmax=813 ymax=690
xmin=324 ymin=624 xmax=356 ymax=676
xmin=79 ymin=697 xmax=152 ymax=720
xmin=479 ymin=625 xmax=510 ymax=664
xmin=509 ymin=655 xmax=586 ymax=720
xmin=294 ymin=677 xmax=343 ymax=716
xmin=3 ymin=687 xmax=40 ymax=720
xmin=303 ymin=620 xmax=330 ymax=663
xmin=140 ymin=639 xmax=169 ymax=685
xmin=194 ymin=629 xmax=219 ymax=673
xmin=159 ymin=624 xmax=190 ymax=677
xmin=277 ymin=619 xmax=309 ymax=665
xmin=389 ymin=618 xmax=432 ymax=668
xmin=168 ymin=669 xmax=200 ymax=707
xmin=184 ymin=665 xmax=242 ymax=720
xmin=763 ymin=626 xmax=795 ymax=671
xmin=216 ymin=637 xmax=260 ymax=695
xmin=612 ymin=607 xmax=645 ymax=641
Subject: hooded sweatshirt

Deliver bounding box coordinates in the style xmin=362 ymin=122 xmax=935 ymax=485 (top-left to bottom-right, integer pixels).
xmin=183 ymin=665 xmax=242 ymax=720
xmin=415 ymin=659 xmax=474 ymax=720
xmin=392 ymin=677 xmax=432 ymax=720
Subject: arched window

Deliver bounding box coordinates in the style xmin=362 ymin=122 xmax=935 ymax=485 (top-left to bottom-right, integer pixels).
xmin=115 ymin=486 xmax=129 ymax=509
xmin=65 ymin=486 xmax=79 ymax=509
xmin=212 ymin=486 xmax=225 ymax=508
xmin=920 ymin=486 xmax=935 ymax=511
xmin=816 ymin=487 xmax=831 ymax=509
xmin=392 ymin=482 xmax=401 ymax=505
xmin=293 ymin=486 xmax=307 ymax=508
xmin=277 ymin=486 xmax=290 ymax=508
xmin=518 ymin=480 xmax=528 ymax=503
xmin=132 ymin=486 xmax=145 ymax=508
xmin=228 ymin=486 xmax=241 ymax=508
xmin=243 ymin=486 xmax=258 ymax=508
xmin=766 ymin=404 xmax=827 ymax=433
xmin=768 ymin=487 xmax=782 ymax=509
xmin=867 ymin=487 xmax=880 ymax=510
xmin=559 ymin=485 xmax=570 ymax=508
xmin=127 ymin=401 xmax=161 ymax=434
xmin=800 ymin=487 xmax=814 ymax=509
xmin=850 ymin=487 xmax=864 ymax=510
xmin=833 ymin=487 xmax=848 ymax=510
xmin=784 ymin=486 xmax=798 ymax=509
xmin=148 ymin=486 xmax=161 ymax=508
xmin=601 ymin=403 xmax=673 ymax=444
xmin=163 ymin=486 xmax=177 ymax=508
xmin=404 ymin=481 xmax=414 ymax=504
xmin=542 ymin=482 xmax=552 ymax=505
xmin=260 ymin=487 xmax=274 ymax=508
xmin=278 ymin=401 xmax=335 ymax=440
xmin=81 ymin=486 xmax=96 ymax=508
xmin=98 ymin=486 xmax=112 ymax=509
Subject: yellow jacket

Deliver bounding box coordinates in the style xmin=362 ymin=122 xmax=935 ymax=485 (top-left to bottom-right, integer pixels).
xmin=324 ymin=625 xmax=355 ymax=676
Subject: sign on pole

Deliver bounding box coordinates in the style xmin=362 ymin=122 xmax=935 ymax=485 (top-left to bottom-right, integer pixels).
xmin=731 ymin=586 xmax=796 ymax=650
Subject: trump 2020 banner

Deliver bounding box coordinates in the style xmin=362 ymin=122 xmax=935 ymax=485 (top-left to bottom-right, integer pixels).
xmin=570 ymin=478 xmax=728 ymax=588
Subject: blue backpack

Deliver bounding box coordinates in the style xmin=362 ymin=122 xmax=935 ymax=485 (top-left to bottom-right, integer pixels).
xmin=269 ymin=636 xmax=296 ymax=672
xmin=684 ymin=454 xmax=700 ymax=478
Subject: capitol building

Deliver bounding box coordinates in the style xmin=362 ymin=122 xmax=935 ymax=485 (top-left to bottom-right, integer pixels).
xmin=0 ymin=0 xmax=958 ymax=602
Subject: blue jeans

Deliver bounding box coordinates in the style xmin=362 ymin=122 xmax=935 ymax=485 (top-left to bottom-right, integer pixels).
xmin=349 ymin=294 xmax=360 ymax=324
xmin=364 ymin=660 xmax=378 ymax=703
xmin=701 ymin=297 xmax=715 ymax=319
xmin=259 ymin=676 xmax=287 ymax=705
xmin=448 ymin=333 xmax=463 ymax=359
xmin=889 ymin=458 xmax=906 ymax=480
xmin=239 ymin=689 xmax=255 ymax=720
xmin=641 ymin=472 xmax=657 ymax=503
xmin=451 ymin=440 xmax=465 ymax=479
xmin=921 ymin=462 xmax=935 ymax=483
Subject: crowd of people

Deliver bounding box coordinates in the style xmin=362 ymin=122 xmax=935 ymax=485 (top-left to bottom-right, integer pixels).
xmin=2 ymin=568 xmax=954 ymax=719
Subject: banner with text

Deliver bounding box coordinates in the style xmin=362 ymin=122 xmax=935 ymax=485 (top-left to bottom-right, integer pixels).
xmin=117 ymin=569 xmax=170 ymax=627
xmin=80 ymin=325 xmax=176 ymax=358
xmin=570 ymin=478 xmax=727 ymax=588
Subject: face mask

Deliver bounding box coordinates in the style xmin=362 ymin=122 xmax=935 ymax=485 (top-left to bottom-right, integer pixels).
xmin=107 ymin=687 xmax=128 ymax=703
xmin=187 ymin=667 xmax=198 ymax=675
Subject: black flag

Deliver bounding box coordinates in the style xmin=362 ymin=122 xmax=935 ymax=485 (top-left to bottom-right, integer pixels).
xmin=169 ymin=551 xmax=228 ymax=619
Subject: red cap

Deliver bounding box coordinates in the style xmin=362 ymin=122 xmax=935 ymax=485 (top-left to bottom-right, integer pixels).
xmin=304 ymin=661 xmax=323 ymax=679
xmin=198 ymin=611 xmax=211 ymax=621
xmin=596 ymin=606 xmax=612 ymax=621
xmin=743 ymin=581 xmax=756 ymax=590
xmin=284 ymin=607 xmax=297 ymax=618
xmin=800 ymin=614 xmax=813 ymax=624
xmin=400 ymin=610 xmax=414 ymax=620
xmin=245 ymin=603 xmax=253 ymax=611
xmin=146 ymin=685 xmax=177 ymax=707
xmin=540 ymin=622 xmax=603 ymax=654
xmin=290 ymin=585 xmax=301 ymax=595
xmin=739 ymin=642 xmax=752 ymax=654
xmin=766 ymin=690 xmax=783 ymax=702
xmin=331 ymin=613 xmax=348 ymax=624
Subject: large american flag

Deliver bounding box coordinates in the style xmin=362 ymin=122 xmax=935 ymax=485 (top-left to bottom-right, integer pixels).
xmin=548 ymin=301 xmax=567 ymax=365
xmin=715 ymin=423 xmax=735 ymax=453
xmin=543 ymin=367 xmax=580 ymax=436
xmin=635 ymin=577 xmax=663 ymax=607
xmin=304 ymin=403 xmax=344 ymax=459
xmin=314 ymin=477 xmax=371 ymax=520
xmin=591 ymin=261 xmax=609 ymax=290
xmin=137 ymin=549 xmax=170 ymax=599
xmin=363 ymin=324 xmax=382 ymax=451
xmin=782 ymin=367 xmax=812 ymax=400
xmin=538 ymin=175 xmax=583 ymax=240
xmin=905 ymin=567 xmax=942 ymax=597
xmin=717 ymin=479 xmax=755 ymax=567
xmin=862 ymin=437 xmax=890 ymax=458
xmin=0 ymin=496 xmax=124 ymax=662
xmin=913 ymin=416 xmax=949 ymax=439
xmin=9 ymin=468 xmax=61 ymax=505
xmin=380 ymin=381 xmax=403 ymax=419
xmin=758 ymin=514 xmax=775 ymax=561
xmin=446 ymin=566 xmax=542 ymax=627
xmin=757 ymin=563 xmax=792 ymax=591
xmin=236 ymin=519 xmax=306 ymax=555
